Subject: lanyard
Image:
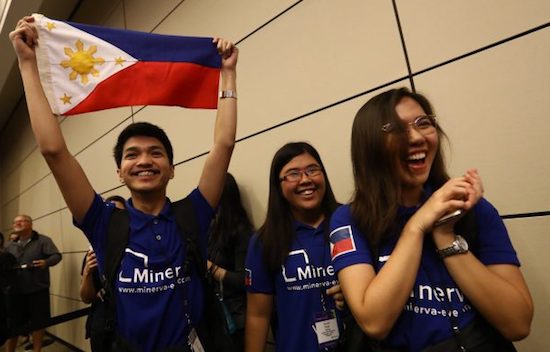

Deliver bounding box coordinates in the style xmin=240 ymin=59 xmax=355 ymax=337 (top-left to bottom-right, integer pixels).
xmin=295 ymin=228 xmax=331 ymax=312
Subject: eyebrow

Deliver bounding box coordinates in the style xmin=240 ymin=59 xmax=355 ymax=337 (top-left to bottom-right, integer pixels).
xmin=284 ymin=164 xmax=320 ymax=172
xmin=123 ymin=145 xmax=165 ymax=154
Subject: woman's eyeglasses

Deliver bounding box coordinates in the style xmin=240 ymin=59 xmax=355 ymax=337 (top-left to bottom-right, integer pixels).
xmin=280 ymin=165 xmax=322 ymax=182
xmin=382 ymin=115 xmax=437 ymax=135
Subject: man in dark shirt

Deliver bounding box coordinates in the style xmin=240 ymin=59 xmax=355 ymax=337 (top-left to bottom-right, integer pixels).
xmin=5 ymin=214 xmax=62 ymax=352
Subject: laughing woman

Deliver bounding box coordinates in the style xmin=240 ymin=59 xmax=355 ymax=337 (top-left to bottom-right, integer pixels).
xmin=245 ymin=142 xmax=345 ymax=352
xmin=330 ymin=88 xmax=533 ymax=352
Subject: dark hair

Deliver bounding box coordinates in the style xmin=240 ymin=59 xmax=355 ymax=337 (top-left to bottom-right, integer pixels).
xmin=350 ymin=87 xmax=449 ymax=249
xmin=105 ymin=195 xmax=126 ymax=204
xmin=105 ymin=195 xmax=126 ymax=210
xmin=113 ymin=122 xmax=174 ymax=168
xmin=208 ymin=173 xmax=254 ymax=260
xmin=0 ymin=232 xmax=4 ymax=249
xmin=258 ymin=142 xmax=338 ymax=272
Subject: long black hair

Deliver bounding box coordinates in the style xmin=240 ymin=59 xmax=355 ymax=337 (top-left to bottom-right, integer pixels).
xmin=208 ymin=173 xmax=254 ymax=258
xmin=258 ymin=142 xmax=338 ymax=273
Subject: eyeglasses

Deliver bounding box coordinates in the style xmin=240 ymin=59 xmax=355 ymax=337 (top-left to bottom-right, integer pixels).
xmin=381 ymin=115 xmax=437 ymax=135
xmin=280 ymin=165 xmax=323 ymax=182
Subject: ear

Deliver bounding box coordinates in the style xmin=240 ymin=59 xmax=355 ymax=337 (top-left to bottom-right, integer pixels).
xmin=170 ymin=165 xmax=175 ymax=179
xmin=117 ymin=169 xmax=124 ymax=184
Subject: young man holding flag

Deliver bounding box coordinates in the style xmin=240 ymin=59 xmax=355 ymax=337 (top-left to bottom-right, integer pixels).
xmin=10 ymin=15 xmax=238 ymax=352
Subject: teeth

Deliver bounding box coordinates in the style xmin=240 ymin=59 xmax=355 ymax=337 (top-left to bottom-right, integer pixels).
xmin=136 ymin=171 xmax=154 ymax=176
xmin=408 ymin=152 xmax=426 ymax=161
xmin=301 ymin=189 xmax=314 ymax=195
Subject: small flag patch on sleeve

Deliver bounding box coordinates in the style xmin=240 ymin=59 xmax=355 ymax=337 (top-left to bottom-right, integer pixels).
xmin=245 ymin=268 xmax=252 ymax=286
xmin=329 ymin=225 xmax=356 ymax=259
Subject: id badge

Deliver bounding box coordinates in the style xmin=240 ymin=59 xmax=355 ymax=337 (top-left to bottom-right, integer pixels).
xmin=313 ymin=309 xmax=339 ymax=350
xmin=187 ymin=328 xmax=205 ymax=352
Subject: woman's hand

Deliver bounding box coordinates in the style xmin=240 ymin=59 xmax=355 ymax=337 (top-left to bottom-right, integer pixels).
xmin=407 ymin=174 xmax=479 ymax=236
xmin=327 ymin=284 xmax=345 ymax=311
xmin=83 ymin=249 xmax=97 ymax=277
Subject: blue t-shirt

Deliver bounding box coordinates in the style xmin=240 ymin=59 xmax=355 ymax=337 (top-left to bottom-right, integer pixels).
xmin=245 ymin=221 xmax=343 ymax=352
xmin=75 ymin=189 xmax=214 ymax=352
xmin=330 ymin=197 xmax=519 ymax=352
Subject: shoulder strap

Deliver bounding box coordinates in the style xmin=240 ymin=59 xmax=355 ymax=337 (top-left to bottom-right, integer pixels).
xmin=103 ymin=207 xmax=130 ymax=332
xmin=172 ymin=197 xmax=205 ymax=279
xmin=105 ymin=208 xmax=130 ymax=286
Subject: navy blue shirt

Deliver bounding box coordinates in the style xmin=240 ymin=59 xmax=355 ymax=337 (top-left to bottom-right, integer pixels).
xmin=245 ymin=221 xmax=343 ymax=352
xmin=75 ymin=189 xmax=214 ymax=352
xmin=330 ymin=196 xmax=519 ymax=352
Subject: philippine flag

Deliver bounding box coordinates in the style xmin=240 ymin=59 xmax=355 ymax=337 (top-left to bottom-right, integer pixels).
xmin=33 ymin=14 xmax=221 ymax=116
xmin=329 ymin=225 xmax=356 ymax=260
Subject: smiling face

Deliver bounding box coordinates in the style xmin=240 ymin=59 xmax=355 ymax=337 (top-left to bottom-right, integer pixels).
xmin=393 ymin=96 xmax=439 ymax=198
xmin=279 ymin=152 xmax=326 ymax=224
xmin=117 ymin=136 xmax=174 ymax=196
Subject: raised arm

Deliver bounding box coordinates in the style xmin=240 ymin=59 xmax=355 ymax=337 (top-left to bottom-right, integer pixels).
xmin=10 ymin=16 xmax=95 ymax=223
xmin=198 ymin=38 xmax=238 ymax=208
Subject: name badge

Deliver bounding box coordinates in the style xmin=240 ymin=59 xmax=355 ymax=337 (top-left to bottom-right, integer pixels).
xmin=313 ymin=310 xmax=339 ymax=350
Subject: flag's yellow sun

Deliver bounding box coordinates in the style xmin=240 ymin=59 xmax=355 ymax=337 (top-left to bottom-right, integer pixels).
xmin=61 ymin=40 xmax=105 ymax=85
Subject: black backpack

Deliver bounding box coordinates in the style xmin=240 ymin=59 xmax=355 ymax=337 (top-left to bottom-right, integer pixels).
xmin=100 ymin=196 xmax=235 ymax=352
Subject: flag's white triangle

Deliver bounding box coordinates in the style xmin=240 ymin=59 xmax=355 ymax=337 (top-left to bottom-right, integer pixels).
xmin=34 ymin=14 xmax=138 ymax=115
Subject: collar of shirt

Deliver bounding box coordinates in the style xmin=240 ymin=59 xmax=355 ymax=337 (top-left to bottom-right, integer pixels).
xmin=126 ymin=197 xmax=175 ymax=231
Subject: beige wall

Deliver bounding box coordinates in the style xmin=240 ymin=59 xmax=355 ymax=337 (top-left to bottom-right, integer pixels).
xmin=1 ymin=0 xmax=548 ymax=350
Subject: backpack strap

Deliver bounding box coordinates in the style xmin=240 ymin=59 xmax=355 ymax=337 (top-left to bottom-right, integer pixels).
xmin=104 ymin=207 xmax=130 ymax=332
xmin=172 ymin=197 xmax=205 ymax=279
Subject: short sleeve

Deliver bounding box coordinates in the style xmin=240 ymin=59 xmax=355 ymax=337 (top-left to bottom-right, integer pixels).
xmin=245 ymin=234 xmax=274 ymax=294
xmin=329 ymin=205 xmax=373 ymax=273
xmin=474 ymin=198 xmax=520 ymax=266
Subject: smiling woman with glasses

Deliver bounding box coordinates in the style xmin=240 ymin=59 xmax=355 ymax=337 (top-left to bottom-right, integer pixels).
xmin=330 ymin=87 xmax=533 ymax=352
xmin=245 ymin=142 xmax=345 ymax=352
xmin=279 ymin=165 xmax=323 ymax=183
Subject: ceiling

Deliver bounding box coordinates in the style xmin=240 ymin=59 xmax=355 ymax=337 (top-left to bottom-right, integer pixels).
xmin=0 ymin=0 xmax=120 ymax=134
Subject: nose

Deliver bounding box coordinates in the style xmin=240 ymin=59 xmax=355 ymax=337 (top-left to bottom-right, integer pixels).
xmin=407 ymin=125 xmax=425 ymax=144
xmin=136 ymin=152 xmax=153 ymax=166
xmin=298 ymin=171 xmax=313 ymax=183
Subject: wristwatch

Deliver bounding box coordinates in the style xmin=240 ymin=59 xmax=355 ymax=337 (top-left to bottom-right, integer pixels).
xmin=437 ymin=235 xmax=469 ymax=258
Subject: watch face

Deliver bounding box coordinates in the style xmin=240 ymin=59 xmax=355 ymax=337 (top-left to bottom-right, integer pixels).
xmin=455 ymin=235 xmax=469 ymax=252
xmin=438 ymin=235 xmax=469 ymax=258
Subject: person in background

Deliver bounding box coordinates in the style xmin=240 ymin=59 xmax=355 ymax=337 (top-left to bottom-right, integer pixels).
xmin=207 ymin=173 xmax=254 ymax=351
xmin=330 ymin=87 xmax=533 ymax=351
xmin=80 ymin=195 xmax=126 ymax=351
xmin=5 ymin=215 xmax=62 ymax=352
xmin=245 ymin=142 xmax=345 ymax=352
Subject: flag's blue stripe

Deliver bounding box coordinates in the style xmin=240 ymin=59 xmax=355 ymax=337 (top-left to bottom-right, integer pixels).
xmin=330 ymin=228 xmax=351 ymax=243
xmin=68 ymin=21 xmax=221 ymax=68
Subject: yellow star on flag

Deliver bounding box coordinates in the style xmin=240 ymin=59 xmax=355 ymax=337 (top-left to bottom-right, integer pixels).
xmin=115 ymin=57 xmax=126 ymax=66
xmin=46 ymin=22 xmax=56 ymax=31
xmin=60 ymin=93 xmax=72 ymax=104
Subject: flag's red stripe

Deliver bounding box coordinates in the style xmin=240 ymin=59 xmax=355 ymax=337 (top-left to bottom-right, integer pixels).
xmin=332 ymin=238 xmax=353 ymax=257
xmin=65 ymin=61 xmax=220 ymax=115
